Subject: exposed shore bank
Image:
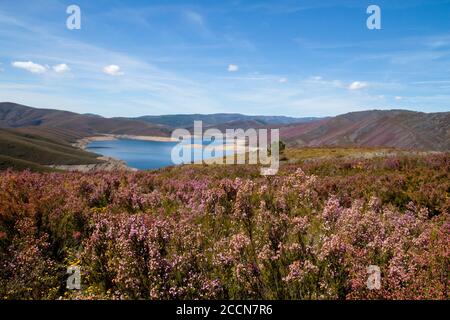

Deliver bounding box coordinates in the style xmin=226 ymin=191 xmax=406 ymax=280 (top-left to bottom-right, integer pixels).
xmin=75 ymin=134 xmax=176 ymax=150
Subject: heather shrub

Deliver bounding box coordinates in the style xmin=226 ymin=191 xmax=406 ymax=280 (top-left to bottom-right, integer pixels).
xmin=0 ymin=153 xmax=448 ymax=299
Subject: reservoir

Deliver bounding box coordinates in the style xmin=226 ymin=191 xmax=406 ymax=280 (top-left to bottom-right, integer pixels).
xmin=86 ymin=138 xmax=234 ymax=170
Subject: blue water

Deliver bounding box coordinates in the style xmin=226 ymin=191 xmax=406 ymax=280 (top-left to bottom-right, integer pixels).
xmin=86 ymin=138 xmax=232 ymax=170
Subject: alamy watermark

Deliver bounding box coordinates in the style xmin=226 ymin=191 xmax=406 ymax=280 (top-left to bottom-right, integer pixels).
xmin=366 ymin=265 xmax=381 ymax=290
xmin=171 ymin=121 xmax=280 ymax=175
xmin=66 ymin=5 xmax=81 ymax=30
xmin=66 ymin=266 xmax=81 ymax=290
xmin=367 ymin=5 xmax=381 ymax=30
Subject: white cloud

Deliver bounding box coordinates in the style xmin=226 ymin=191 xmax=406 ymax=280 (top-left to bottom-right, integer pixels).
xmin=227 ymin=64 xmax=239 ymax=72
xmin=312 ymin=76 xmax=322 ymax=81
xmin=395 ymin=96 xmax=403 ymax=100
xmin=348 ymin=81 xmax=368 ymax=90
xmin=12 ymin=61 xmax=47 ymax=74
xmin=103 ymin=64 xmax=123 ymax=76
xmin=53 ymin=63 xmax=70 ymax=73
xmin=279 ymin=77 xmax=288 ymax=83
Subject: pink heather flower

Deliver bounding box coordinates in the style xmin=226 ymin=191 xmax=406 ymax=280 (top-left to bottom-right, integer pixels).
xmin=292 ymin=216 xmax=309 ymax=234
xmin=322 ymin=196 xmax=342 ymax=225
xmin=72 ymin=231 xmax=81 ymax=240
xmin=230 ymin=233 xmax=251 ymax=256
xmin=283 ymin=260 xmax=303 ymax=283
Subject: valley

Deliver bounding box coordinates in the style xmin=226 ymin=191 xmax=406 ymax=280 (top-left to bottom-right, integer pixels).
xmin=0 ymin=102 xmax=449 ymax=172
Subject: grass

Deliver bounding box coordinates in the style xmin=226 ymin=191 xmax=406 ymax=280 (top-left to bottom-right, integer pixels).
xmin=283 ymin=146 xmax=400 ymax=161
xmin=216 ymin=146 xmax=416 ymax=167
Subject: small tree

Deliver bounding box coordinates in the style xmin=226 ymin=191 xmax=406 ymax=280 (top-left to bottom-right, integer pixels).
xmin=268 ymin=140 xmax=286 ymax=156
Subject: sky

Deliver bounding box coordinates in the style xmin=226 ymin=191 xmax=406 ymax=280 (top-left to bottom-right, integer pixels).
xmin=0 ymin=0 xmax=449 ymax=117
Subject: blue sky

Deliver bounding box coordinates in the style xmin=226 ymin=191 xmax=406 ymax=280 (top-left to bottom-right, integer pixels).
xmin=0 ymin=0 xmax=449 ymax=117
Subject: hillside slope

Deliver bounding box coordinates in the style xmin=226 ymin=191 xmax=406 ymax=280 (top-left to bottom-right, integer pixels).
xmin=281 ymin=110 xmax=450 ymax=151
xmin=0 ymin=127 xmax=104 ymax=170
xmin=0 ymin=155 xmax=56 ymax=172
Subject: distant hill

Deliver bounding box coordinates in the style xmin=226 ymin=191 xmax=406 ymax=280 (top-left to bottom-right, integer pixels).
xmin=133 ymin=113 xmax=319 ymax=128
xmin=0 ymin=102 xmax=320 ymax=136
xmin=0 ymin=102 xmax=171 ymax=137
xmin=281 ymin=110 xmax=450 ymax=151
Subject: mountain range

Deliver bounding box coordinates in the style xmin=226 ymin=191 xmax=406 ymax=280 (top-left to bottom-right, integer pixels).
xmin=133 ymin=113 xmax=320 ymax=128
xmin=0 ymin=102 xmax=448 ymax=170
